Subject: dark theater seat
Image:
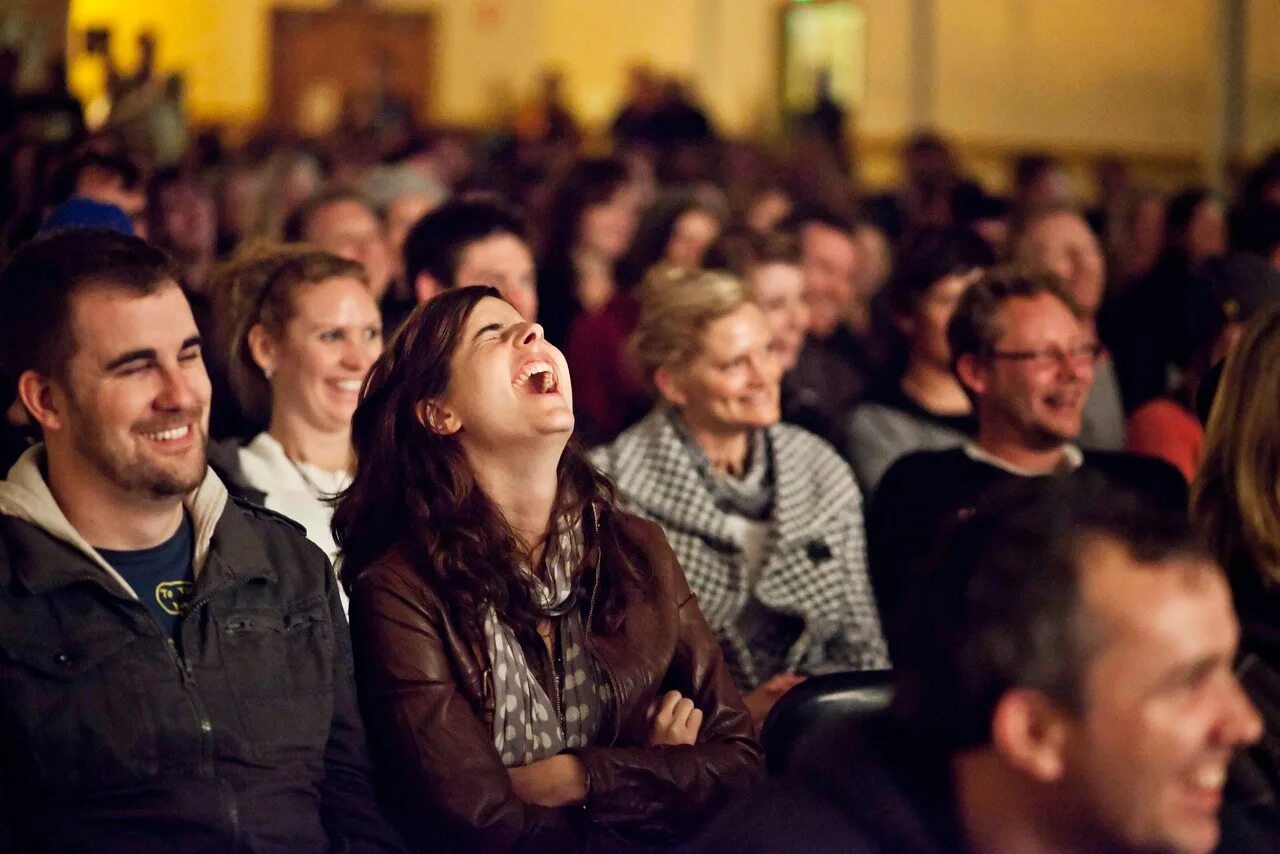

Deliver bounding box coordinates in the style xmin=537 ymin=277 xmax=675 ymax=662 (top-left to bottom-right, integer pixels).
xmin=760 ymin=669 xmax=894 ymax=776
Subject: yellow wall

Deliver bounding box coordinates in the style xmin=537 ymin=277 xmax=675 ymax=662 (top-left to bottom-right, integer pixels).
xmin=2 ymin=0 xmax=69 ymax=89
xmin=1246 ymin=0 xmax=1280 ymax=154
xmin=68 ymin=0 xmax=542 ymax=128
xmin=542 ymin=0 xmax=699 ymax=127
xmin=934 ymin=0 xmax=1212 ymax=151
xmin=69 ymin=0 xmax=292 ymax=126
xmin=65 ymin=0 xmax=1279 ymax=164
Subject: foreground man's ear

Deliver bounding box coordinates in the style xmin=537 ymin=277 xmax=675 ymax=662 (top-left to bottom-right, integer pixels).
xmin=16 ymin=369 xmax=63 ymax=433
xmin=990 ymin=687 xmax=1070 ymax=783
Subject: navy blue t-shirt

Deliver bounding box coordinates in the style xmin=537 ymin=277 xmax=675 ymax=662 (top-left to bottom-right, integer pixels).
xmin=98 ymin=513 xmax=196 ymax=642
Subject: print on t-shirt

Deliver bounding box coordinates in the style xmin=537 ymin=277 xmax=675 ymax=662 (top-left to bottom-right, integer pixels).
xmin=97 ymin=513 xmax=196 ymax=641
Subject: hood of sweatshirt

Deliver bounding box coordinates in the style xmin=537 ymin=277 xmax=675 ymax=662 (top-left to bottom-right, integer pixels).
xmin=0 ymin=445 xmax=229 ymax=599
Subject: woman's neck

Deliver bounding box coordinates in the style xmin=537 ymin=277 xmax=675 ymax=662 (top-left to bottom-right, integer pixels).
xmin=901 ymin=359 xmax=973 ymax=416
xmin=683 ymin=416 xmax=752 ymax=478
xmin=465 ymin=440 xmax=562 ymax=560
xmin=268 ymin=411 xmax=353 ymax=473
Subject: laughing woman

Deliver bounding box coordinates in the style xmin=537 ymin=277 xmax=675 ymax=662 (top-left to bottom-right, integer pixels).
xmin=590 ymin=270 xmax=889 ymax=725
xmin=212 ymin=245 xmax=382 ymax=577
xmin=334 ymin=287 xmax=762 ymax=852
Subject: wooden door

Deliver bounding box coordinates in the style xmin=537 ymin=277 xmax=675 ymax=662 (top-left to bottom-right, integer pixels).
xmin=270 ymin=6 xmax=435 ymax=137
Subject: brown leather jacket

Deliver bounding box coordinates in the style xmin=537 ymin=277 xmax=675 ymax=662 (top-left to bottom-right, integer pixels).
xmin=347 ymin=513 xmax=764 ymax=852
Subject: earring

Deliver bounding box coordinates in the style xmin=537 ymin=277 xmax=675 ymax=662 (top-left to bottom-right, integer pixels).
xmin=263 ymin=367 xmax=274 ymax=380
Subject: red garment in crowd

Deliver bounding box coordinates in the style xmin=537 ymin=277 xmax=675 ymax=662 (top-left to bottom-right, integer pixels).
xmin=1126 ymin=397 xmax=1204 ymax=484
xmin=566 ymin=291 xmax=649 ymax=444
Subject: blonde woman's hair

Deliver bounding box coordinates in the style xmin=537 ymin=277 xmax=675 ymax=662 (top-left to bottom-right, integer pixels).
xmin=630 ymin=266 xmax=757 ymax=380
xmin=210 ymin=241 xmax=368 ymax=423
xmin=1191 ymin=304 xmax=1280 ymax=585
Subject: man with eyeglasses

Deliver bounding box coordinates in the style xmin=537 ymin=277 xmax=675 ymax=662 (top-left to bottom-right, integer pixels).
xmin=865 ymin=267 xmax=1186 ymax=658
xmin=1013 ymin=205 xmax=1128 ymax=451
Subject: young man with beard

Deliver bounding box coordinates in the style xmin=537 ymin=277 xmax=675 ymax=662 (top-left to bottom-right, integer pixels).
xmin=702 ymin=476 xmax=1262 ymax=854
xmin=865 ymin=267 xmax=1186 ymax=658
xmin=0 ymin=229 xmax=402 ymax=851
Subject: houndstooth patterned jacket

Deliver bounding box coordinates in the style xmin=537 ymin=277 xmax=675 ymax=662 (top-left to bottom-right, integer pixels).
xmin=589 ymin=408 xmax=890 ymax=688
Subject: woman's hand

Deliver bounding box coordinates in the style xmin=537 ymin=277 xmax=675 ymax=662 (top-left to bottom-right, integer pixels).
xmin=648 ymin=690 xmax=704 ymax=746
xmin=743 ymin=672 xmax=807 ymax=728
xmin=507 ymin=754 xmax=588 ymax=807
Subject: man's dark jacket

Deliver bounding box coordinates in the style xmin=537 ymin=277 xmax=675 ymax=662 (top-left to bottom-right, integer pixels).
xmin=867 ymin=446 xmax=1188 ymax=659
xmin=694 ymin=714 xmax=962 ymax=853
xmin=0 ymin=447 xmax=403 ymax=852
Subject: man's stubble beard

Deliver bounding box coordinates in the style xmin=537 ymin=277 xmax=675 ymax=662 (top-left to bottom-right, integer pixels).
xmin=68 ymin=403 xmax=209 ymax=500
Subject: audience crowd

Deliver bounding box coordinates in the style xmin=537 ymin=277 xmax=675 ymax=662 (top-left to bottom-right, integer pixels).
xmin=5 ymin=48 xmax=1280 ymax=851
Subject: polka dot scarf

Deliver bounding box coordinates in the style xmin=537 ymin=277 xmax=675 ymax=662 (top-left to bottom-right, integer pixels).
xmin=486 ymin=515 xmax=603 ymax=767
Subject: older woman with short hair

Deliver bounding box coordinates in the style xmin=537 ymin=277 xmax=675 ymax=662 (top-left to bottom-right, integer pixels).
xmin=590 ymin=269 xmax=889 ymax=725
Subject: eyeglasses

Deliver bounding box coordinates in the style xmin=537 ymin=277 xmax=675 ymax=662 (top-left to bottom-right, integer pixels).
xmin=989 ymin=342 xmax=1102 ymax=371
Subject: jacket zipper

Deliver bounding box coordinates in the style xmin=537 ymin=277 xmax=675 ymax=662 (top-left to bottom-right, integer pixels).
xmin=583 ymin=506 xmax=623 ymax=746
xmin=169 ymin=590 xmax=242 ymax=840
xmin=175 ymin=599 xmax=217 ymax=777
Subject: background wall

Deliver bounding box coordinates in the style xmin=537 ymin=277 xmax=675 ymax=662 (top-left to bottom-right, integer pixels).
xmin=1245 ymin=0 xmax=1280 ymax=154
xmin=55 ymin=0 xmax=1280 ymax=189
xmin=2 ymin=0 xmax=70 ymax=88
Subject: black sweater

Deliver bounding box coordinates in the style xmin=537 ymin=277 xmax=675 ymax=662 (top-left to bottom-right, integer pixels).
xmin=867 ymin=447 xmax=1188 ymax=659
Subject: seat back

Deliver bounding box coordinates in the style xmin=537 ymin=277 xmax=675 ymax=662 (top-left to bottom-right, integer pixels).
xmin=759 ymin=669 xmax=894 ymax=775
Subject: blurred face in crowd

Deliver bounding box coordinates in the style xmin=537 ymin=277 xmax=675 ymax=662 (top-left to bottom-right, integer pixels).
xmin=665 ymin=209 xmax=720 ymax=270
xmin=906 ymin=142 xmax=953 ymax=187
xmin=1021 ymin=165 xmax=1072 ymax=212
xmin=799 ymin=221 xmax=858 ymax=338
xmin=1184 ymin=199 xmax=1227 ymax=267
xmin=454 ymin=233 xmax=538 ymax=321
xmin=77 ymin=167 xmax=147 ymax=238
xmin=959 ymin=292 xmax=1096 ymax=450
xmin=751 ymin=261 xmax=809 ymax=373
xmin=1128 ymin=196 xmax=1167 ymax=275
xmin=1050 ymin=540 xmax=1261 ymax=853
xmin=384 ymin=192 xmax=440 ymax=281
xmin=251 ymin=277 xmax=382 ymax=435
xmin=853 ymin=223 xmax=892 ymax=301
xmin=305 ymin=199 xmax=392 ymax=301
xmin=34 ymin=282 xmax=210 ymax=502
xmin=900 ymin=270 xmax=981 ymax=372
xmin=579 ymin=186 xmax=638 ymax=261
xmin=658 ymin=303 xmax=781 ymax=436
xmin=156 ymin=179 xmax=217 ymax=259
xmin=1019 ymin=212 xmax=1106 ymax=317
xmin=432 ymin=297 xmax=573 ymax=450
xmin=219 ymin=167 xmax=261 ymax=243
xmin=747 ymin=189 xmax=791 ymax=234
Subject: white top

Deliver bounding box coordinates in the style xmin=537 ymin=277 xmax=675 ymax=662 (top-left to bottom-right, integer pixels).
xmin=963 ymin=441 xmax=1084 ymax=476
xmin=723 ymin=514 xmax=772 ymax=590
xmin=237 ymin=433 xmax=352 ymax=610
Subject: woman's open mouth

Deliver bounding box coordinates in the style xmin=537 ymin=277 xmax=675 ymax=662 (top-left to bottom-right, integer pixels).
xmin=513 ymin=360 xmax=559 ymax=394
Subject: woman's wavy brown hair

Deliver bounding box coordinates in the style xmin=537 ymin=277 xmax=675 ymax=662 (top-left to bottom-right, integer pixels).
xmin=1192 ymin=305 xmax=1280 ymax=585
xmin=333 ymin=286 xmax=654 ymax=643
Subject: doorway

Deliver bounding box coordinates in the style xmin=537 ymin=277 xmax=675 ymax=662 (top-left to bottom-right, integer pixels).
xmin=269 ymin=5 xmax=436 ymax=138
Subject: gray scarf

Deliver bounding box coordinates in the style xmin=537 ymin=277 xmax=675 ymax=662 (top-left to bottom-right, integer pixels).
xmin=668 ymin=407 xmax=776 ymax=520
xmin=486 ymin=513 xmax=603 ymax=767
